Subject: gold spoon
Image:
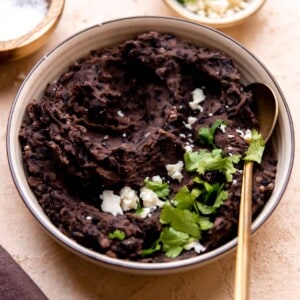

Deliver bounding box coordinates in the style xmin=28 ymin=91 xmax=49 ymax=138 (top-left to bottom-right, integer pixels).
xmin=234 ymin=83 xmax=278 ymax=300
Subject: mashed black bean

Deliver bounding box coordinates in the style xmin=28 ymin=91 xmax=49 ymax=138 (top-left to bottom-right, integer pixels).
xmin=19 ymin=32 xmax=276 ymax=261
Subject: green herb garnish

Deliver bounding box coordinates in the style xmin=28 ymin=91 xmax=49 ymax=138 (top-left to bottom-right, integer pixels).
xmin=193 ymin=177 xmax=228 ymax=213
xmin=198 ymin=119 xmax=224 ymax=145
xmin=141 ymin=124 xmax=265 ymax=259
xmin=142 ymin=239 xmax=161 ymax=257
xmin=160 ymin=227 xmax=189 ymax=258
xmin=160 ymin=203 xmax=202 ymax=239
xmin=244 ymin=129 xmax=265 ymax=164
xmin=108 ymin=229 xmax=126 ymax=240
xmin=184 ymin=149 xmax=241 ymax=182
xmin=173 ymin=185 xmax=201 ymax=210
xmin=144 ymin=178 xmax=170 ymax=199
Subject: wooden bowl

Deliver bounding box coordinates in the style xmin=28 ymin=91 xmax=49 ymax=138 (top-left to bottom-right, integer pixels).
xmin=0 ymin=0 xmax=64 ymax=61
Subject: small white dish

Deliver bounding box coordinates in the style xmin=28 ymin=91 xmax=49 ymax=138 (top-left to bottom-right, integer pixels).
xmin=163 ymin=0 xmax=266 ymax=29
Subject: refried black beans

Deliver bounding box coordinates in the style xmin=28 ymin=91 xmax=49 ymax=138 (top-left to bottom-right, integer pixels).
xmin=19 ymin=32 xmax=277 ymax=262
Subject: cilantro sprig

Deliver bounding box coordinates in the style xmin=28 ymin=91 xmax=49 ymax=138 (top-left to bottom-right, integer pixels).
xmin=198 ymin=119 xmax=225 ymax=145
xmin=184 ymin=149 xmax=241 ymax=182
xmin=142 ymin=178 xmax=227 ymax=258
xmin=141 ymin=124 xmax=264 ymax=258
xmin=244 ymin=129 xmax=265 ymax=163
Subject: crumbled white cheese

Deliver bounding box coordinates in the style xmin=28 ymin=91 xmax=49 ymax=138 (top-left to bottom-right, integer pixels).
xmin=228 ymin=134 xmax=235 ymax=139
xmin=184 ymin=144 xmax=193 ymax=152
xmin=182 ymin=0 xmax=248 ymax=19
xmin=117 ymin=110 xmax=124 ymax=117
xmin=243 ymin=129 xmax=252 ymax=143
xmin=236 ymin=128 xmax=244 ymax=137
xmin=186 ymin=0 xmax=205 ymax=12
xmin=139 ymin=207 xmax=152 ymax=218
xmin=144 ymin=132 xmax=151 ymax=138
xmin=122 ymin=133 xmax=127 ymax=138
xmin=140 ymin=187 xmax=164 ymax=208
xmin=184 ymin=240 xmax=206 ymax=253
xmin=219 ymin=123 xmax=226 ymax=133
xmin=206 ymin=0 xmax=230 ymax=16
xmin=166 ymin=161 xmax=184 ymax=182
xmin=100 ymin=190 xmax=123 ymax=216
xmin=152 ymin=175 xmax=163 ymax=184
xmin=187 ymin=116 xmax=198 ymax=126
xmin=189 ymin=88 xmax=205 ymax=111
xmin=120 ymin=186 xmax=139 ymax=211
xmin=235 ymin=128 xmax=252 ymax=142
xmin=183 ymin=121 xmax=192 ymax=130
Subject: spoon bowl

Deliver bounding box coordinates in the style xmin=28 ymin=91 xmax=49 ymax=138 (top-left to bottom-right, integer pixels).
xmin=247 ymin=83 xmax=279 ymax=143
xmin=234 ymin=83 xmax=278 ymax=300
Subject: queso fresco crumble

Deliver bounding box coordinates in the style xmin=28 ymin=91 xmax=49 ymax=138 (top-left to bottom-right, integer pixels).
xmin=178 ymin=0 xmax=248 ymax=18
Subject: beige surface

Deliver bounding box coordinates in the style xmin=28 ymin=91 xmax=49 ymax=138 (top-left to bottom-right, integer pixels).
xmin=0 ymin=0 xmax=299 ymax=299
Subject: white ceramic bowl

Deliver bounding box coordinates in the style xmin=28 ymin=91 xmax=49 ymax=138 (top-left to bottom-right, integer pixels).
xmin=7 ymin=16 xmax=294 ymax=274
xmin=163 ymin=0 xmax=266 ymax=29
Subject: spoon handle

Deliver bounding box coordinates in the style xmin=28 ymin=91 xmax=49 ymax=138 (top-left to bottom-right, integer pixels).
xmin=234 ymin=161 xmax=254 ymax=300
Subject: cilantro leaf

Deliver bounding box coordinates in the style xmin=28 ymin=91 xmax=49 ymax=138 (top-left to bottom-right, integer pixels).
xmin=215 ymin=189 xmax=228 ymax=208
xmin=165 ymin=246 xmax=184 ymax=258
xmin=108 ymin=229 xmax=126 ymax=240
xmin=198 ymin=119 xmax=224 ymax=145
xmin=198 ymin=216 xmax=214 ymax=231
xmin=144 ymin=178 xmax=170 ymax=199
xmin=160 ymin=227 xmax=189 ymax=258
xmin=160 ymin=204 xmax=201 ymax=239
xmin=192 ymin=177 xmax=228 ymax=215
xmin=184 ymin=149 xmax=241 ymax=182
xmin=244 ymin=130 xmax=265 ymax=164
xmin=195 ymin=202 xmax=216 ymax=215
xmin=174 ymin=186 xmax=201 ymax=210
xmin=184 ymin=150 xmax=209 ymax=172
xmin=142 ymin=227 xmax=190 ymax=258
xmin=142 ymin=239 xmax=161 ymax=257
xmin=193 ymin=177 xmax=228 ymax=207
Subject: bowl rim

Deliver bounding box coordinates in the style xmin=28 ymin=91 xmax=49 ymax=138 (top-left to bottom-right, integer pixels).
xmin=163 ymin=0 xmax=267 ymax=28
xmin=0 ymin=0 xmax=65 ymax=60
xmin=6 ymin=16 xmax=295 ymax=274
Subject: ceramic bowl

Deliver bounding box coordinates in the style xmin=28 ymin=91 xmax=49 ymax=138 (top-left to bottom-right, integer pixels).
xmin=0 ymin=0 xmax=64 ymax=61
xmin=163 ymin=0 xmax=266 ymax=29
xmin=7 ymin=16 xmax=294 ymax=274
